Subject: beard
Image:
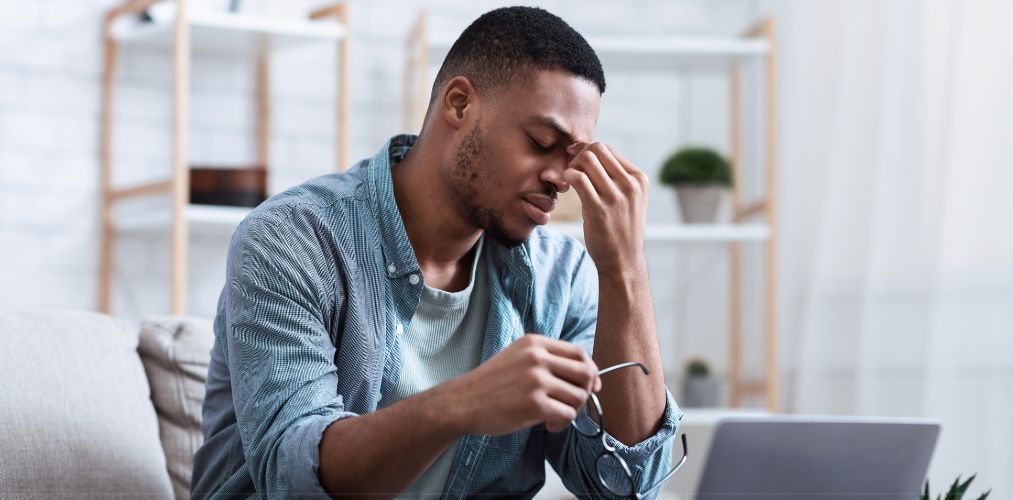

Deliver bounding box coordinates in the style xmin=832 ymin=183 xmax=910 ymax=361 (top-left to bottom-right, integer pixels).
xmin=451 ymin=121 xmax=527 ymax=248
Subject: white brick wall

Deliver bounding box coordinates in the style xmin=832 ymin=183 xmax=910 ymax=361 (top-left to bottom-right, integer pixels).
xmin=0 ymin=2 xmax=779 ymax=498
xmin=0 ymin=0 xmax=766 ymax=390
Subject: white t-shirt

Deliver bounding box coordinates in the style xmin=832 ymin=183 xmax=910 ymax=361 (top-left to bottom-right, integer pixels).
xmin=377 ymin=236 xmax=488 ymax=498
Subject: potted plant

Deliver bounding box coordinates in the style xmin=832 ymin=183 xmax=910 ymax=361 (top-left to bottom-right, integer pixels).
xmin=681 ymin=357 xmax=720 ymax=407
xmin=659 ymin=147 xmax=734 ymax=223
xmin=921 ymin=475 xmax=990 ymax=500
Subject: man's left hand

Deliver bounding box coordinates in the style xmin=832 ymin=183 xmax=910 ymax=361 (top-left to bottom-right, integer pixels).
xmin=563 ymin=141 xmax=650 ymax=277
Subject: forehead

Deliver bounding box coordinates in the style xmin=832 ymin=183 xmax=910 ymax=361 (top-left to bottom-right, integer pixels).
xmin=494 ymin=69 xmax=600 ymax=143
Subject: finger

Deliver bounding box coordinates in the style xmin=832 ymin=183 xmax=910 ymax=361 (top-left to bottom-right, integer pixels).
xmin=567 ymin=141 xmax=618 ymax=196
xmin=605 ymin=144 xmax=651 ymax=191
xmin=543 ymin=353 xmax=599 ymax=392
xmin=570 ymin=148 xmax=619 ymax=200
xmin=542 ymin=375 xmax=589 ymax=412
xmin=565 ymin=140 xmax=589 ymax=159
xmin=538 ymin=393 xmax=579 ymax=427
xmin=592 ymin=142 xmax=646 ymax=200
xmin=563 ymin=168 xmax=602 ymax=208
xmin=587 ymin=142 xmax=634 ymax=184
xmin=540 ymin=337 xmax=593 ymax=363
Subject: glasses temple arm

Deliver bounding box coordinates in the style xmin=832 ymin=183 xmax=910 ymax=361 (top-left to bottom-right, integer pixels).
xmin=598 ymin=361 xmax=650 ymax=377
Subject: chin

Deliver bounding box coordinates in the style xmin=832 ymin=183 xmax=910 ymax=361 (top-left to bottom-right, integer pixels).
xmin=484 ymin=222 xmax=532 ymax=248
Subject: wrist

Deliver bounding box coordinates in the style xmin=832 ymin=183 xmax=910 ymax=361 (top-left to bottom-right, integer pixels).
xmin=422 ymin=377 xmax=473 ymax=437
xmin=597 ymin=256 xmax=649 ymax=286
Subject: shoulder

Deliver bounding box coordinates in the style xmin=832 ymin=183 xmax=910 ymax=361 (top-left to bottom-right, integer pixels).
xmin=232 ymin=161 xmax=370 ymax=243
xmin=525 ymin=226 xmax=594 ymax=281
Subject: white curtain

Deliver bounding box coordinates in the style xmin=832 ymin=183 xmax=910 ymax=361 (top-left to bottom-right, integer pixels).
xmin=766 ymin=0 xmax=1013 ymax=494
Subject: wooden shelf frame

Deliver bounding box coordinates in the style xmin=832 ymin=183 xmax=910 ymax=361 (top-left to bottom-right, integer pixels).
xmin=111 ymin=204 xmax=770 ymax=243
xmin=728 ymin=19 xmax=780 ymax=411
xmin=404 ymin=12 xmax=780 ymax=412
xmin=98 ymin=0 xmax=350 ymax=315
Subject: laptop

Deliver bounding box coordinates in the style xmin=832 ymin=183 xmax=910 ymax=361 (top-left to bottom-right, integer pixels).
xmin=694 ymin=416 xmax=940 ymax=500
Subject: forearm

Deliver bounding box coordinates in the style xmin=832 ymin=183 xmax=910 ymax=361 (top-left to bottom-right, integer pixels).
xmin=591 ymin=259 xmax=667 ymax=446
xmin=317 ymin=382 xmax=465 ymax=498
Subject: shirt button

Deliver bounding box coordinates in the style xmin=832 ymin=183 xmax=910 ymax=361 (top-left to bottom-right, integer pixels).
xmin=387 ymin=264 xmax=396 ymax=274
xmin=395 ymin=323 xmax=404 ymax=335
xmin=409 ymin=274 xmax=420 ymax=285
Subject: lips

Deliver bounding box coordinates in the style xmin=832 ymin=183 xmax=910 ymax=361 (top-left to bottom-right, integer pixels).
xmin=522 ymin=195 xmax=555 ymax=226
xmin=523 ymin=195 xmax=556 ymax=214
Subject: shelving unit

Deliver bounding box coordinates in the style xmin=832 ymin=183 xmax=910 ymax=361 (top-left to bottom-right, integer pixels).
xmin=98 ymin=0 xmax=350 ymax=315
xmin=404 ymin=14 xmax=780 ymax=411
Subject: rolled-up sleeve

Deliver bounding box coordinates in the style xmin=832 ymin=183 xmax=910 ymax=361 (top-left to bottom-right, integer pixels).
xmin=545 ymin=249 xmax=684 ymax=499
xmin=223 ymin=213 xmax=357 ymax=498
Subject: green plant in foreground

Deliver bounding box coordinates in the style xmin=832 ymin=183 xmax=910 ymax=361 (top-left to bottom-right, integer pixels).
xmin=659 ymin=147 xmax=733 ymax=187
xmin=921 ymin=474 xmax=990 ymax=500
xmin=685 ymin=358 xmax=710 ymax=378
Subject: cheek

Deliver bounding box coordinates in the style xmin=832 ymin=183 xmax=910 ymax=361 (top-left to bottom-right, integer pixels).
xmin=477 ymin=138 xmax=542 ymax=195
xmin=484 ymin=163 xmax=528 ymax=195
xmin=489 ymin=150 xmax=541 ymax=184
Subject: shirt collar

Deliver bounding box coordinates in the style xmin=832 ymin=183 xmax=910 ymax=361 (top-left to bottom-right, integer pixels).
xmin=365 ymin=134 xmax=421 ymax=279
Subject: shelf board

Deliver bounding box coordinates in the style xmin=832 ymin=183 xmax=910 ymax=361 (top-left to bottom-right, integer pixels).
xmin=117 ymin=203 xmax=251 ymax=233
xmin=426 ymin=35 xmax=769 ymax=72
xmin=116 ymin=204 xmax=768 ymax=243
xmin=110 ymin=10 xmax=345 ymax=56
xmin=548 ymin=222 xmax=770 ymax=243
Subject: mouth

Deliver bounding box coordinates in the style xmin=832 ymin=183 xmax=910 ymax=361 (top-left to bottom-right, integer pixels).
xmin=522 ymin=195 xmax=556 ymax=225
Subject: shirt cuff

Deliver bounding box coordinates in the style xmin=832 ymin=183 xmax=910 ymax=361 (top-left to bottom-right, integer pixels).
xmin=277 ymin=410 xmax=359 ymax=498
xmin=574 ymin=388 xmax=683 ymax=465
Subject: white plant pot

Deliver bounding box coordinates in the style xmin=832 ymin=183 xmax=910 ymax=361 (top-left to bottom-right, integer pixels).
xmin=681 ymin=376 xmax=721 ymax=408
xmin=675 ymin=185 xmax=725 ymax=224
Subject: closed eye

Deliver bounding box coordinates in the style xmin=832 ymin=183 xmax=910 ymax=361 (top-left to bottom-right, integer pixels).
xmin=528 ymin=135 xmax=553 ymax=154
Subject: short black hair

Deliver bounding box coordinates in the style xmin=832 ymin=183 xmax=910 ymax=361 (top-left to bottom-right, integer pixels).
xmin=428 ymin=6 xmax=605 ymax=110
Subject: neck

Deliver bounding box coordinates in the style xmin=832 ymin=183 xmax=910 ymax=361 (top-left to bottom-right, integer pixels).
xmin=391 ymin=135 xmax=483 ymax=274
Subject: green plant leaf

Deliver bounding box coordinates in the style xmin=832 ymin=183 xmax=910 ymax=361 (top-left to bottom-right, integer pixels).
xmin=922 ymin=473 xmax=989 ymax=500
xmin=658 ymin=147 xmax=734 ymax=187
xmin=686 ymin=358 xmax=710 ymax=377
xmin=944 ymin=475 xmax=960 ymax=500
xmin=957 ymin=474 xmax=977 ymax=497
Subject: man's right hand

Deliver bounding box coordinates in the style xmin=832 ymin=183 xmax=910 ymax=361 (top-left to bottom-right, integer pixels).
xmin=440 ymin=334 xmax=602 ymax=435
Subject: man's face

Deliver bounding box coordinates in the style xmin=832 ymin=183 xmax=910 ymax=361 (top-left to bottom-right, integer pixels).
xmin=446 ymin=70 xmax=600 ymax=247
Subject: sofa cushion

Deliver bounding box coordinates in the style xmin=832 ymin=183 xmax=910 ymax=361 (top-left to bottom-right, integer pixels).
xmin=0 ymin=310 xmax=173 ymax=499
xmin=138 ymin=316 xmax=214 ymax=500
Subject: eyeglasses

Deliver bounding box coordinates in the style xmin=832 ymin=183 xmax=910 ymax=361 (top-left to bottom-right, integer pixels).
xmin=570 ymin=361 xmax=688 ymax=499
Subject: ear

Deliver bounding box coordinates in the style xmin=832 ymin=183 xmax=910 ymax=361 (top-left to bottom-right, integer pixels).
xmin=439 ymin=76 xmax=479 ymax=130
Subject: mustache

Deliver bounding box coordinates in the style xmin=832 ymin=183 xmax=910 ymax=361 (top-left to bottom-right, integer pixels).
xmin=535 ymin=184 xmax=558 ymax=200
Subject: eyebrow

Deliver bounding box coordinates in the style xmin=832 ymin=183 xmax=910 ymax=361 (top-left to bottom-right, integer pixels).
xmin=528 ymin=116 xmax=576 ymax=145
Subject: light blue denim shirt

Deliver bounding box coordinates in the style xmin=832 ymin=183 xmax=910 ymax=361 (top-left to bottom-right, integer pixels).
xmin=191 ymin=134 xmax=682 ymax=499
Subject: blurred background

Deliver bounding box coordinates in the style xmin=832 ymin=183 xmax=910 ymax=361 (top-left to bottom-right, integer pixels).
xmin=1 ymin=0 xmax=1010 ymax=497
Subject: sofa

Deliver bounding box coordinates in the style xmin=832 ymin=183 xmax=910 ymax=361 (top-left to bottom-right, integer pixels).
xmin=0 ymin=310 xmax=590 ymax=499
xmin=0 ymin=310 xmax=214 ymax=499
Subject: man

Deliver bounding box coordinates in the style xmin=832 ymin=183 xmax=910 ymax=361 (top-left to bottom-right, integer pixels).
xmin=192 ymin=6 xmax=682 ymax=499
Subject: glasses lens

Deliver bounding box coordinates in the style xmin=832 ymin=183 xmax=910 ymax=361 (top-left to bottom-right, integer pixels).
xmin=597 ymin=454 xmax=634 ymax=496
xmin=572 ymin=396 xmax=602 ymax=437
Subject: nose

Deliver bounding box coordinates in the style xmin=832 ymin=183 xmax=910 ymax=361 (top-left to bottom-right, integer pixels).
xmin=540 ymin=157 xmax=571 ymax=194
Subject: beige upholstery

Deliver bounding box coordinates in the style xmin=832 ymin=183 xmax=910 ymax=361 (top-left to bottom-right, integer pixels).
xmin=138 ymin=316 xmax=215 ymax=500
xmin=0 ymin=310 xmax=174 ymax=499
